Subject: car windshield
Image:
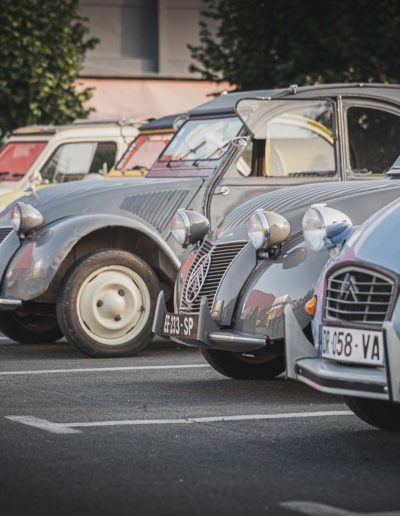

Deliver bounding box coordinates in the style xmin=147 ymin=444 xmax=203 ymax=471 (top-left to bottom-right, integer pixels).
xmin=0 ymin=141 xmax=47 ymax=181
xmin=116 ymin=132 xmax=173 ymax=171
xmin=159 ymin=117 xmax=243 ymax=162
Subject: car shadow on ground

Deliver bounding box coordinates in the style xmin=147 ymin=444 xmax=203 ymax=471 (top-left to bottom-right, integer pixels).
xmin=0 ymin=336 xmax=196 ymax=361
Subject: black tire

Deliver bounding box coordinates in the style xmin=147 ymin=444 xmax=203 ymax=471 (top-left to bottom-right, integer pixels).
xmin=56 ymin=249 xmax=160 ymax=357
xmin=344 ymin=396 xmax=400 ymax=431
xmin=0 ymin=310 xmax=62 ymax=344
xmin=201 ymin=348 xmax=285 ymax=380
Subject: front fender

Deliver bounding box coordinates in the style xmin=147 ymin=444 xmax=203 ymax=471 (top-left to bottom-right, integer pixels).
xmin=233 ymin=241 xmax=329 ymax=341
xmin=3 ymin=214 xmax=179 ymax=301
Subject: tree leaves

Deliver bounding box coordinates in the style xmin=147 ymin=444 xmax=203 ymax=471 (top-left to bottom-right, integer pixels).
xmin=189 ymin=0 xmax=400 ymax=90
xmin=0 ymin=0 xmax=98 ymax=139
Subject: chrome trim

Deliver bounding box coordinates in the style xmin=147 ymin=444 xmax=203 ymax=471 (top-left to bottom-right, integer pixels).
xmin=0 ymin=298 xmax=22 ymax=308
xmin=208 ymin=331 xmax=266 ymax=351
xmin=325 ymin=265 xmax=394 ymax=324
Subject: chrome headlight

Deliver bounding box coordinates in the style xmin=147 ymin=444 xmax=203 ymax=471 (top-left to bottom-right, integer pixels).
xmin=247 ymin=209 xmax=290 ymax=250
xmin=171 ymin=209 xmax=210 ymax=248
xmin=10 ymin=202 xmax=43 ymax=235
xmin=302 ymin=204 xmax=352 ymax=251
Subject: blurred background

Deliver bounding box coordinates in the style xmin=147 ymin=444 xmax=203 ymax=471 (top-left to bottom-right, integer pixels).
xmin=1 ymin=0 xmax=400 ymax=138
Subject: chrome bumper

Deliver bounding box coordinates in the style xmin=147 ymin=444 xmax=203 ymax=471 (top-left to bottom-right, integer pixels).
xmin=284 ymin=304 xmax=400 ymax=402
xmin=0 ymin=298 xmax=22 ymax=310
xmin=153 ymin=291 xmax=267 ymax=352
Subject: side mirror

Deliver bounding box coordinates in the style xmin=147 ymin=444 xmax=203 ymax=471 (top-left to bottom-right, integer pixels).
xmin=231 ymin=136 xmax=249 ymax=151
xmin=99 ymin=162 xmax=108 ymax=176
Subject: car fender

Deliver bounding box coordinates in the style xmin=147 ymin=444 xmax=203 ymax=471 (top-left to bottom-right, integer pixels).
xmin=3 ymin=214 xmax=180 ymax=301
xmin=232 ymin=240 xmax=330 ymax=342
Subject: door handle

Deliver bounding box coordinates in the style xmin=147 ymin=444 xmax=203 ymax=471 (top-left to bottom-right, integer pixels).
xmin=215 ymin=186 xmax=230 ymax=196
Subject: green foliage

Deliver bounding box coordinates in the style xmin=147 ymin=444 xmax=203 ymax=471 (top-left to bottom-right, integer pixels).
xmin=0 ymin=0 xmax=98 ymax=138
xmin=189 ymin=0 xmax=400 ymax=90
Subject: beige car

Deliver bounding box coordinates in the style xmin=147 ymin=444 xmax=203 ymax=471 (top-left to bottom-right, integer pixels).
xmin=0 ymin=120 xmax=140 ymax=208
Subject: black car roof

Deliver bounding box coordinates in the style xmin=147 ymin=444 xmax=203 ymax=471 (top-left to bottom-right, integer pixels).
xmin=139 ymin=113 xmax=185 ymax=132
xmin=189 ymin=83 xmax=400 ymax=118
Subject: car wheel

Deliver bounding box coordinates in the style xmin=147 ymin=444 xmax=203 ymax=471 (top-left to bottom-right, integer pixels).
xmin=344 ymin=396 xmax=400 ymax=431
xmin=201 ymin=348 xmax=285 ymax=379
xmin=56 ymin=249 xmax=159 ymax=357
xmin=0 ymin=310 xmax=62 ymax=344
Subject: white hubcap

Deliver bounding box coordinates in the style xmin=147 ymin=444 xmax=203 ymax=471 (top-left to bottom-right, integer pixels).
xmin=77 ymin=265 xmax=151 ymax=346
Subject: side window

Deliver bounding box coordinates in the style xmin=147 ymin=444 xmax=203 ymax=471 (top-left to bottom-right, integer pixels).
xmin=41 ymin=142 xmax=117 ymax=183
xmin=231 ymin=101 xmax=335 ymax=179
xmin=347 ymin=107 xmax=400 ymax=175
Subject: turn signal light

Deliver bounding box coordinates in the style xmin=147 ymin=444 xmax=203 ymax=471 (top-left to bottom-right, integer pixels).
xmin=304 ymin=296 xmax=317 ymax=317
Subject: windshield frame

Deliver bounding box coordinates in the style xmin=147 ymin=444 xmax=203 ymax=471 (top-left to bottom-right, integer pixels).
xmin=157 ymin=115 xmax=243 ymax=164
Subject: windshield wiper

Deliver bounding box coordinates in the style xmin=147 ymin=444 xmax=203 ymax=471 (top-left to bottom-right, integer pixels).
xmin=178 ymin=140 xmax=207 ymax=160
xmin=288 ymin=171 xmax=336 ymax=177
xmin=204 ymin=141 xmax=230 ymax=160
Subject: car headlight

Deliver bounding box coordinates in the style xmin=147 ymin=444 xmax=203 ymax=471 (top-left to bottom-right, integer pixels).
xmin=10 ymin=202 xmax=43 ymax=236
xmin=247 ymin=209 xmax=290 ymax=250
xmin=171 ymin=209 xmax=210 ymax=247
xmin=302 ymin=203 xmax=352 ymax=251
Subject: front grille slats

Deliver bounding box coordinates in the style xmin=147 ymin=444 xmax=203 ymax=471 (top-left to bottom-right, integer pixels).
xmin=0 ymin=227 xmax=12 ymax=245
xmin=324 ymin=266 xmax=395 ymax=324
xmin=180 ymin=238 xmax=247 ymax=313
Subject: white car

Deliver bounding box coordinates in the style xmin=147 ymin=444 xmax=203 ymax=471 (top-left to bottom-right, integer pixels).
xmin=0 ymin=120 xmax=139 ymax=199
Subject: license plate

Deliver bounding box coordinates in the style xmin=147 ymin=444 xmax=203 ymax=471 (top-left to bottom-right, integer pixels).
xmin=161 ymin=312 xmax=199 ymax=340
xmin=320 ymin=325 xmax=384 ymax=365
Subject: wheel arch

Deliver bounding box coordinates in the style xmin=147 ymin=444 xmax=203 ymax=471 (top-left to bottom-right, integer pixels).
xmin=3 ymin=214 xmax=179 ymax=304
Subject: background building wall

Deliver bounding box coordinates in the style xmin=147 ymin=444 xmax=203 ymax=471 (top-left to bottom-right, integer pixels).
xmin=78 ymin=0 xmax=229 ymax=119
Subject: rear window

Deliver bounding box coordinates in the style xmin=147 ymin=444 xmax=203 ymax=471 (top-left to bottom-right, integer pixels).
xmin=0 ymin=141 xmax=47 ymax=181
xmin=116 ymin=132 xmax=173 ymax=171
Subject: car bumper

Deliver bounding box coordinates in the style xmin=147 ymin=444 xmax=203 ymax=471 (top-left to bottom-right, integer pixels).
xmin=153 ymin=291 xmax=267 ymax=352
xmin=284 ymin=304 xmax=400 ymax=402
xmin=0 ymin=298 xmax=22 ymax=310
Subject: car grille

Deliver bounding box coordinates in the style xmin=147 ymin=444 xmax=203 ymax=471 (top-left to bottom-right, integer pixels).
xmin=0 ymin=227 xmax=12 ymax=245
xmin=180 ymin=238 xmax=248 ymax=313
xmin=324 ymin=266 xmax=395 ymax=324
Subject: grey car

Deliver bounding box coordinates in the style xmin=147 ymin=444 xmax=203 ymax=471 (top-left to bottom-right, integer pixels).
xmin=285 ymin=182 xmax=400 ymax=430
xmin=154 ymin=171 xmax=400 ymax=379
xmin=2 ymin=84 xmax=400 ymax=357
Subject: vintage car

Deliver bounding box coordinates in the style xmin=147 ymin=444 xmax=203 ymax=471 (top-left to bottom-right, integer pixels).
xmin=1 ymin=83 xmax=400 ymax=357
xmin=0 ymin=119 xmax=140 ymax=204
xmin=108 ymin=114 xmax=184 ymax=178
xmin=154 ymin=173 xmax=400 ymax=378
xmin=285 ymin=183 xmax=400 ymax=430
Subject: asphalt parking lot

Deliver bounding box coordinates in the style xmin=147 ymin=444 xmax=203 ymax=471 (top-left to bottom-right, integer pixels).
xmin=1 ymin=336 xmax=400 ymax=516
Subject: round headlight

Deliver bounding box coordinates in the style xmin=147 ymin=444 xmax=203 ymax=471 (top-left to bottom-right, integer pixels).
xmin=302 ymin=204 xmax=352 ymax=252
xmin=247 ymin=209 xmax=290 ymax=250
xmin=171 ymin=209 xmax=210 ymax=248
xmin=10 ymin=205 xmax=21 ymax=232
xmin=247 ymin=210 xmax=270 ymax=249
xmin=10 ymin=202 xmax=43 ymax=236
xmin=302 ymin=207 xmax=325 ymax=251
xmin=171 ymin=210 xmax=191 ymax=246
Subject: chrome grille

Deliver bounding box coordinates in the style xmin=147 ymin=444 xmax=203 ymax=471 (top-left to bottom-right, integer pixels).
xmin=180 ymin=239 xmax=248 ymax=313
xmin=325 ymin=266 xmax=395 ymax=324
xmin=0 ymin=227 xmax=12 ymax=244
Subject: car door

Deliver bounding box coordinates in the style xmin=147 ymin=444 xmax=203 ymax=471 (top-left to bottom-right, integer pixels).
xmin=208 ymin=97 xmax=341 ymax=228
xmin=342 ymin=99 xmax=400 ymax=180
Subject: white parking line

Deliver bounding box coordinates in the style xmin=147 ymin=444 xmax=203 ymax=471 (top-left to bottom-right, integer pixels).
xmin=0 ymin=364 xmax=210 ymax=376
xmin=281 ymin=501 xmax=400 ymax=515
xmin=6 ymin=411 xmax=353 ymax=434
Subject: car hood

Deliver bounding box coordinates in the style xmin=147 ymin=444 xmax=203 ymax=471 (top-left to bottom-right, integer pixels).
xmin=214 ymin=180 xmax=400 ymax=244
xmin=0 ymin=177 xmax=203 ymax=234
xmin=338 ymin=199 xmax=400 ymax=276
